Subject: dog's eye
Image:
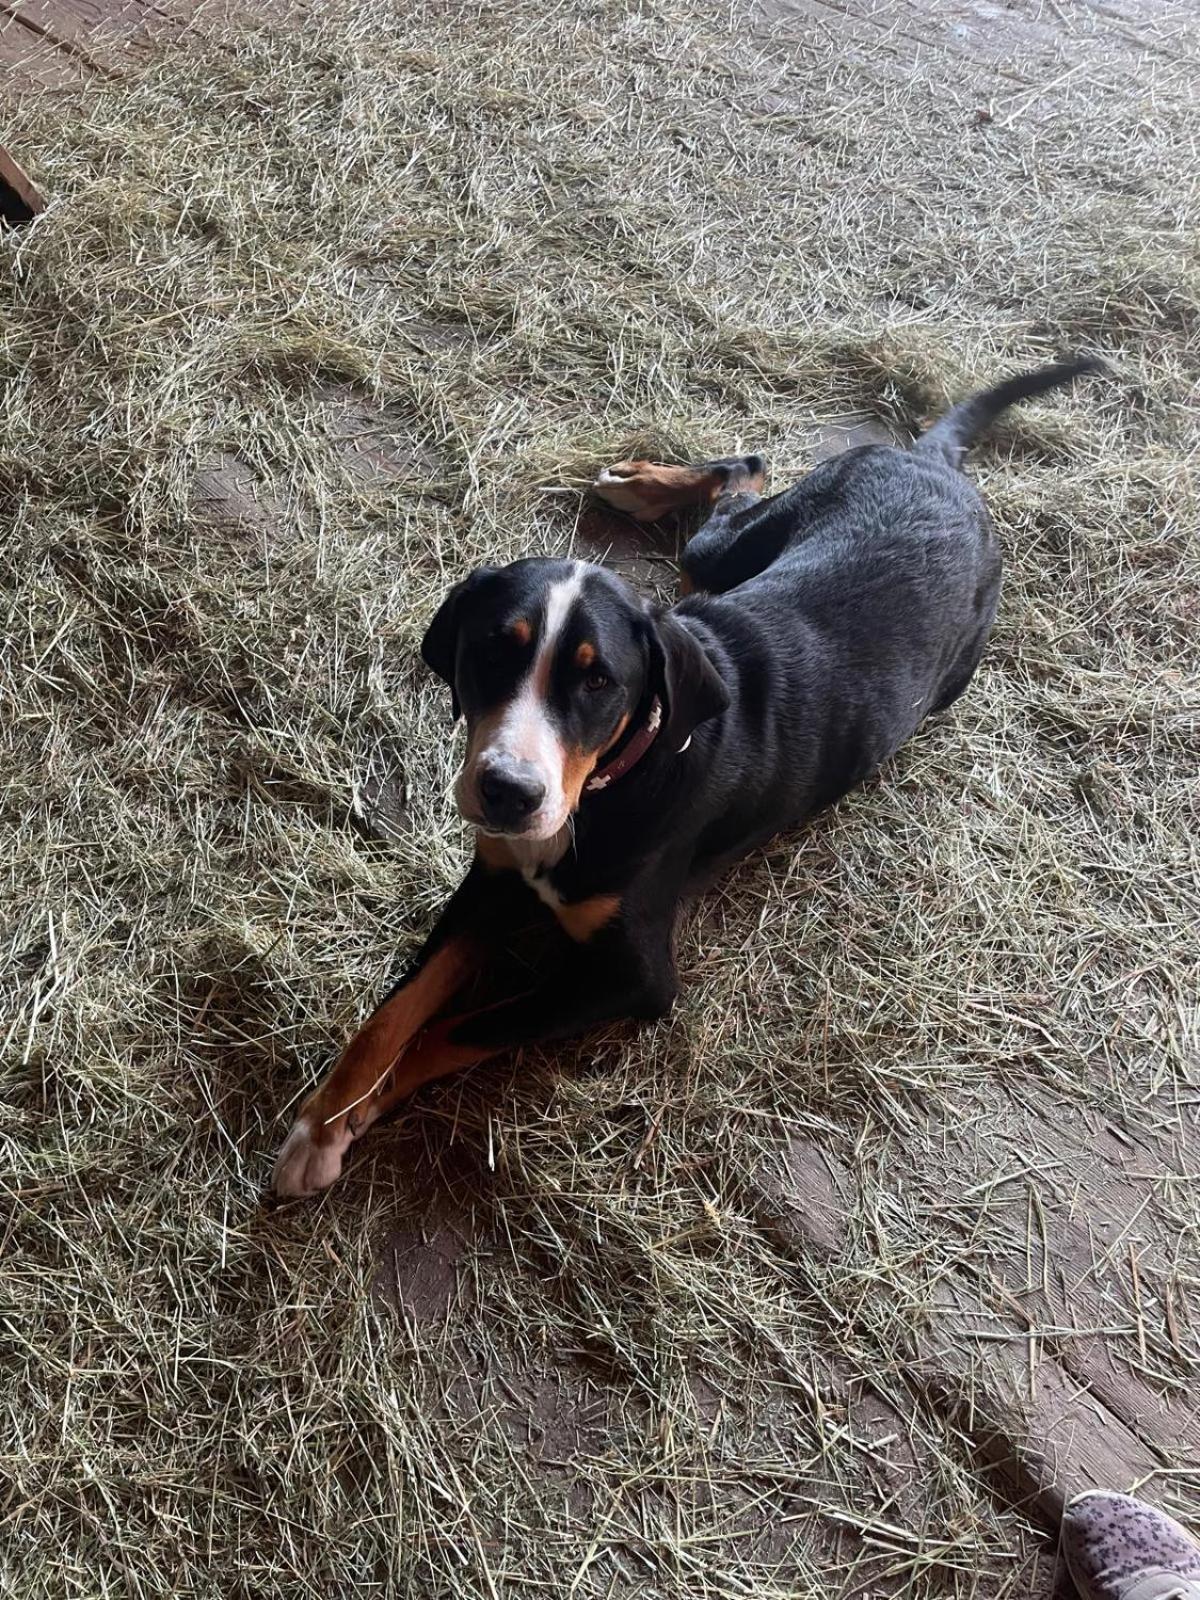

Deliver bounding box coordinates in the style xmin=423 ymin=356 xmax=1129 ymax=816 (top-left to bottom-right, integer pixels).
xmin=484 ymin=628 xmax=519 ymax=661
xmin=584 ymin=671 xmax=610 ymax=692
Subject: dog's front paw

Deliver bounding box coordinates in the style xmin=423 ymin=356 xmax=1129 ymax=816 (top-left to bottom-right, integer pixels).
xmin=271 ymin=1113 xmax=355 ymax=1199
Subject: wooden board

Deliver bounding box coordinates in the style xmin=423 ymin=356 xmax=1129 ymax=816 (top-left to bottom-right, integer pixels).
xmin=0 ymin=140 xmax=45 ymax=219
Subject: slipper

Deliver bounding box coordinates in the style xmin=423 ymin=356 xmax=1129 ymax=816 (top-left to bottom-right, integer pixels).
xmin=1063 ymin=1491 xmax=1200 ymax=1600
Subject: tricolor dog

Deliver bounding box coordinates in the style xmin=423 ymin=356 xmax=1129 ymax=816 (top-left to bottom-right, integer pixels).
xmin=273 ymin=358 xmax=1100 ymax=1197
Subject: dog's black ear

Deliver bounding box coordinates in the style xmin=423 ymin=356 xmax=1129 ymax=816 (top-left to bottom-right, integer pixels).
xmin=647 ymin=608 xmax=729 ymax=748
xmin=421 ymin=568 xmax=496 ymax=719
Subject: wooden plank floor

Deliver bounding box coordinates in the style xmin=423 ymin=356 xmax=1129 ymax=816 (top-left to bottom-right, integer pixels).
xmin=0 ymin=0 xmax=294 ymax=96
xmin=0 ymin=0 xmax=185 ymax=90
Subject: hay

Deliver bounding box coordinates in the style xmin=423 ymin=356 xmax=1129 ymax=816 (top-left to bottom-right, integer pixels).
xmin=2 ymin=1 xmax=1198 ymax=1595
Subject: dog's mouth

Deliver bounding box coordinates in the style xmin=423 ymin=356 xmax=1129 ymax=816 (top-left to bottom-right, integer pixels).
xmin=454 ymin=765 xmax=570 ymax=842
xmin=466 ymin=814 xmax=566 ymax=841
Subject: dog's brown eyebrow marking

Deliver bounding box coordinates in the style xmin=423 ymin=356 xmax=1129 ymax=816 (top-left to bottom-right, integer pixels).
xmin=575 ymin=641 xmax=596 ymax=669
xmin=510 ymin=618 xmax=532 ymax=646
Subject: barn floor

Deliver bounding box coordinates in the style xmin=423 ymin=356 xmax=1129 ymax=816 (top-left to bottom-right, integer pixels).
xmin=2 ymin=1 xmax=1198 ymax=1596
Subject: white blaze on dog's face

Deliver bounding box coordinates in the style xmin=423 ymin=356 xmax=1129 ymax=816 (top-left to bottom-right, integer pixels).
xmin=459 ymin=565 xmax=586 ymax=838
xmin=420 ymin=559 xmax=651 ymax=842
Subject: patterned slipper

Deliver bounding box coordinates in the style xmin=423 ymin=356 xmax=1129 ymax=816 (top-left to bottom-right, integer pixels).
xmin=1063 ymin=1491 xmax=1200 ymax=1600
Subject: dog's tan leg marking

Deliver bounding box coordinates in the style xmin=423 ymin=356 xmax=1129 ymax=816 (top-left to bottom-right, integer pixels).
xmin=593 ymin=461 xmax=728 ymax=522
xmin=593 ymin=458 xmax=765 ymax=523
xmin=326 ymin=986 xmax=542 ymax=1137
xmin=272 ymin=937 xmax=477 ymax=1197
xmin=359 ymin=1015 xmax=494 ymax=1113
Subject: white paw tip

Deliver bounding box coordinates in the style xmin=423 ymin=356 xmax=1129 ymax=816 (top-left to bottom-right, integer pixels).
xmin=271 ymin=1115 xmax=351 ymax=1199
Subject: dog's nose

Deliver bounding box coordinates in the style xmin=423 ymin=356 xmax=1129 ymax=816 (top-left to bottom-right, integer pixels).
xmin=477 ymin=762 xmax=547 ymax=829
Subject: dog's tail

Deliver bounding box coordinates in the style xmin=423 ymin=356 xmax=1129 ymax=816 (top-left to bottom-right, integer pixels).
xmin=914 ymin=356 xmax=1105 ymax=468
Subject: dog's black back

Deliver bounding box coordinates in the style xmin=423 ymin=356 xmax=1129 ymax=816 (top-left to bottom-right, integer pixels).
xmin=581 ymin=358 xmax=1101 ymax=887
xmin=676 ymin=447 xmax=999 ymax=857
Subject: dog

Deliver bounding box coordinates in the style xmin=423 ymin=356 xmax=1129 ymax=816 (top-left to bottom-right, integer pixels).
xmin=272 ymin=357 xmax=1100 ymax=1197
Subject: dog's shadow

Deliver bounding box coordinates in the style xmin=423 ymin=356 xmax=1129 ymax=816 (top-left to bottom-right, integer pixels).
xmin=367 ymin=1120 xmax=498 ymax=1322
xmin=574 ymin=502 xmax=684 ymax=602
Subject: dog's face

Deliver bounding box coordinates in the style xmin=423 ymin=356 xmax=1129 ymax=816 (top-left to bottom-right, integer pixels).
xmin=422 ymin=560 xmax=651 ymax=839
xmin=421 ymin=558 xmax=728 ymax=840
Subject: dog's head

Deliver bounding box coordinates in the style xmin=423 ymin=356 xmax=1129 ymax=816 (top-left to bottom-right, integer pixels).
xmin=422 ymin=558 xmax=728 ymax=840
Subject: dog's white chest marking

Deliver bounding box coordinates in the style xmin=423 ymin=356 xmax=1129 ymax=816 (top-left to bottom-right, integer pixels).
xmin=522 ymin=866 xmax=564 ymax=909
xmin=500 ymin=827 xmax=571 ymax=909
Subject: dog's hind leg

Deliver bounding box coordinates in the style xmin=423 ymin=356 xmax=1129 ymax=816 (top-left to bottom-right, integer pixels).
xmin=592 ymin=454 xmax=765 ymax=524
xmin=679 ymin=489 xmax=785 ymax=594
xmin=680 ymin=451 xmax=874 ymax=595
xmin=593 ymin=454 xmax=768 ymax=595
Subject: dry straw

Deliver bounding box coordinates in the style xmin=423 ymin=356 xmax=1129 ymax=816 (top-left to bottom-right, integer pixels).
xmin=2 ymin=1 xmax=1197 ymax=1596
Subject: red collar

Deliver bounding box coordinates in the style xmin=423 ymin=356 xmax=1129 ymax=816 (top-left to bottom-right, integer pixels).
xmin=585 ymin=697 xmax=663 ymax=794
